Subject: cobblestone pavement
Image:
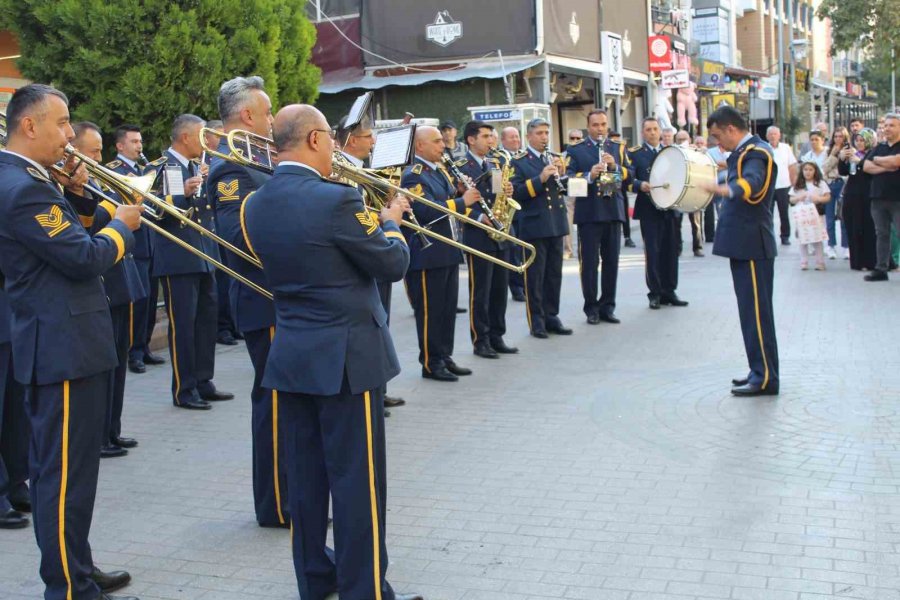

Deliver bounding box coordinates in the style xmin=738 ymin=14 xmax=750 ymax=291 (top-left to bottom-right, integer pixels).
xmin=2 ymin=230 xmax=900 ymax=600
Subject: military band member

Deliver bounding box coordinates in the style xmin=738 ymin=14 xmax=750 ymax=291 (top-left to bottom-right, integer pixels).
xmin=701 ymin=106 xmax=779 ymax=397
xmin=242 ymin=104 xmax=422 ymax=600
xmin=510 ymin=118 xmax=572 ymax=338
xmin=72 ymin=122 xmax=148 ymax=458
xmin=206 ymin=76 xmax=288 ymax=527
xmin=336 ymin=114 xmax=405 ymax=410
xmin=401 ymin=126 xmax=481 ymax=382
xmin=0 ymin=288 xmax=30 ymax=529
xmin=153 ymin=114 xmax=233 ymax=410
xmin=108 ymin=124 xmax=165 ymax=375
xmin=500 ymin=126 xmax=526 ymax=302
xmin=458 ymin=120 xmax=518 ymax=358
xmin=0 ymin=84 xmax=142 ymax=600
xmin=565 ymin=109 xmax=632 ymax=325
xmin=628 ymin=117 xmax=689 ymax=310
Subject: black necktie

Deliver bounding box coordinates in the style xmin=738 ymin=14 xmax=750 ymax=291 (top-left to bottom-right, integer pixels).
xmin=187 ymin=161 xmax=196 ymax=178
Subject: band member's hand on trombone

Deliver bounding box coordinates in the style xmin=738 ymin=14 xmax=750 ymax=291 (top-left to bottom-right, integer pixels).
xmin=381 ymin=193 xmax=411 ymax=225
xmin=52 ymin=153 xmax=89 ymax=195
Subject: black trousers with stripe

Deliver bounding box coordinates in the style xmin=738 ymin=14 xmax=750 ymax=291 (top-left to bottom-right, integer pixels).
xmin=243 ymin=327 xmax=289 ymax=527
xmin=523 ymin=237 xmax=564 ymax=333
xmin=376 ymin=280 xmax=392 ymax=397
xmin=404 ymin=266 xmax=458 ymax=373
xmin=730 ymin=258 xmax=779 ymax=390
xmin=128 ymin=258 xmax=152 ymax=362
xmin=467 ymin=251 xmax=509 ymax=346
xmin=105 ymin=304 xmax=131 ymax=443
xmin=639 ymin=216 xmax=680 ymax=300
xmin=162 ymin=273 xmax=217 ymax=406
xmin=281 ymin=383 xmax=395 ymax=600
xmin=577 ymin=222 xmax=621 ymax=318
xmin=0 ymin=343 xmax=29 ymax=512
xmin=27 ymin=372 xmax=108 ymax=600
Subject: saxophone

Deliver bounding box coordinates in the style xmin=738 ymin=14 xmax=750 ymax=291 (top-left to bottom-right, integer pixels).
xmin=489 ymin=156 xmax=521 ymax=242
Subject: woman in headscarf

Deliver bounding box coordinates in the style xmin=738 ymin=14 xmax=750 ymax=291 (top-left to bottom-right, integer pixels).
xmin=838 ymin=128 xmax=878 ymax=271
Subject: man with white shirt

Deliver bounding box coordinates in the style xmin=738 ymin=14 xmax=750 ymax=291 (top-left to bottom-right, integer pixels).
xmin=767 ymin=126 xmax=798 ymax=245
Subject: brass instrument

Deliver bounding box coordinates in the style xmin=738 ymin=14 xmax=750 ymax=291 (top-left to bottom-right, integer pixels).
xmin=488 ymin=160 xmax=520 ymax=242
xmin=208 ymin=127 xmax=537 ymax=273
xmin=593 ymin=135 xmax=623 ymax=199
xmin=0 ymin=111 xmax=272 ymax=300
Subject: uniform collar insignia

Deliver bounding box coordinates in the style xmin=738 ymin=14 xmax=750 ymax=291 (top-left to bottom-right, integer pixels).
xmin=411 ymin=163 xmax=424 ymax=174
xmin=26 ymin=166 xmax=53 ymax=184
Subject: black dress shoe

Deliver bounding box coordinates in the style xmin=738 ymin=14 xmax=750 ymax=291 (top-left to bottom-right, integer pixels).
xmin=490 ymin=338 xmax=519 ymax=354
xmin=127 ymin=359 xmax=146 ymax=374
xmin=422 ymin=367 xmax=458 ymax=382
xmin=217 ymin=333 xmax=238 ymax=346
xmin=100 ymin=445 xmax=128 ymax=459
xmin=511 ymin=291 xmax=526 ymax=302
xmin=531 ymin=329 xmax=549 ymax=339
xmin=111 ymin=437 xmax=138 ymax=449
xmin=731 ymin=383 xmax=779 ymax=397
xmin=474 ymin=343 xmax=499 ymax=359
xmin=9 ymin=495 xmax=31 ymax=513
xmin=0 ymin=509 xmax=29 ymax=529
xmin=586 ymin=314 xmax=601 ymax=324
xmin=445 ymin=361 xmax=472 ymax=376
xmin=143 ymin=352 xmax=165 ymax=365
xmin=93 ymin=594 xmax=140 ymax=600
xmin=781 ymin=237 xmax=791 ymax=246
xmin=865 ymin=270 xmax=888 ymax=281
xmin=91 ymin=567 xmax=131 ymax=593
xmin=200 ymin=390 xmax=234 ymax=401
xmin=624 ymin=238 xmax=636 ymax=248
xmin=547 ymin=322 xmax=573 ymax=334
xmin=598 ymin=313 xmax=620 ymax=324
xmin=395 ymin=594 xmax=424 ymax=600
xmin=732 ymin=377 xmax=749 ymax=386
xmin=648 ymin=297 xmax=661 ymax=309
xmin=455 ymin=306 xmax=467 ymax=314
xmin=176 ymin=399 xmax=212 ymax=410
xmin=384 ymin=396 xmax=405 ymax=407
xmin=385 ymin=409 xmax=391 ymax=418
xmin=660 ymin=295 xmax=689 ymax=307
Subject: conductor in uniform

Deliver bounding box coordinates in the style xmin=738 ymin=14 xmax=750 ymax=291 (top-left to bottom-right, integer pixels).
xmin=565 ymin=109 xmax=632 ymax=324
xmin=206 ymin=75 xmax=289 ymax=527
xmin=627 ymin=117 xmax=689 ymax=309
xmin=153 ymin=114 xmax=233 ymax=410
xmin=242 ymin=103 xmax=423 ymax=600
xmin=510 ymin=118 xmax=572 ymax=338
xmin=701 ymin=106 xmax=779 ymax=397
xmin=401 ymin=126 xmax=481 ymax=382
xmin=458 ymin=120 xmax=518 ymax=358
xmin=0 ymin=83 xmax=143 ymax=600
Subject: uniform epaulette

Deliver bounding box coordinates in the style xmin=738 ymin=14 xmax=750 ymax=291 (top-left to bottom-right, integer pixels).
xmin=327 ymin=178 xmax=355 ymax=188
xmin=104 ymin=159 xmax=122 ymax=169
xmin=629 ymin=145 xmax=642 ymax=153
xmin=26 ymin=166 xmax=53 ymax=184
xmin=511 ymin=151 xmax=527 ymax=160
xmin=411 ymin=163 xmax=423 ymax=175
xmin=146 ymin=156 xmax=168 ymax=168
xmin=453 ymin=158 xmax=469 ymax=168
xmin=569 ymin=139 xmax=586 ymax=147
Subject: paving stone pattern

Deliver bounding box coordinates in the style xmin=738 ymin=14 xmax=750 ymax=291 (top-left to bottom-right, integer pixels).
xmin=2 ymin=233 xmax=899 ymax=600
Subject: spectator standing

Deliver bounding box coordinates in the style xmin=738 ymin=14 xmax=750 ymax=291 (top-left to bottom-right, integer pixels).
xmin=767 ymin=126 xmax=798 ymax=245
xmin=838 ymin=129 xmax=878 ymax=271
xmin=562 ymin=128 xmax=584 ymax=259
xmin=862 ymin=113 xmax=900 ymax=281
xmin=789 ymin=162 xmax=831 ymax=270
xmin=822 ymin=127 xmax=851 ymax=259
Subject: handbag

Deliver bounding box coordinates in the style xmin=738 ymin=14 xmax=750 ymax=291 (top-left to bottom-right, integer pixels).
xmin=791 ymin=202 xmax=828 ymax=245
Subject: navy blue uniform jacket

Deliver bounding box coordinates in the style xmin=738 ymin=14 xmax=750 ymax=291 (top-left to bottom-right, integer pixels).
xmin=510 ymin=149 xmax=569 ymax=240
xmin=107 ymin=158 xmax=152 ymax=261
xmin=207 ymin=140 xmax=275 ymax=332
xmin=242 ymin=164 xmax=410 ymax=396
xmin=627 ymin=144 xmax=668 ymax=221
xmin=458 ymin=152 xmax=508 ymax=253
xmin=712 ymin=136 xmax=778 ymax=260
xmin=0 ymin=152 xmax=135 ymax=384
xmin=565 ymin=138 xmax=632 ymax=223
xmin=400 ymin=158 xmax=466 ymax=271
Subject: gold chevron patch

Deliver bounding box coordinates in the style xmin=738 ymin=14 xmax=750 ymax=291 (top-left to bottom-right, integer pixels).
xmin=34 ymin=205 xmax=71 ymax=238
xmin=355 ymin=211 xmax=379 ymax=235
xmin=217 ymin=179 xmax=240 ymax=202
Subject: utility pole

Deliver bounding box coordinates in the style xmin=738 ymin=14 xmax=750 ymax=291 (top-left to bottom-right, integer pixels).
xmin=787 ymin=0 xmax=797 ymax=125
xmin=777 ymin=0 xmax=786 ymax=125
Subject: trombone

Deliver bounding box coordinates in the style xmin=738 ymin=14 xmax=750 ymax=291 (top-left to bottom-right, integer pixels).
xmin=0 ymin=111 xmax=272 ymax=300
xmin=203 ymin=127 xmax=537 ymax=273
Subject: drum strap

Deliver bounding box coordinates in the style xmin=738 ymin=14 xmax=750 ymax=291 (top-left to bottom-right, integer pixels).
xmin=736 ymin=145 xmax=774 ymax=205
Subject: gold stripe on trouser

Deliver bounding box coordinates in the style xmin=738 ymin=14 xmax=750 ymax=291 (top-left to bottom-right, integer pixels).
xmin=521 ymin=247 xmax=532 ymax=331
xmin=165 ymin=278 xmax=182 ymax=403
xmin=421 ymin=271 xmax=430 ymax=372
xmin=128 ymin=302 xmax=134 ymax=348
xmin=749 ymin=260 xmax=770 ymax=389
xmin=269 ymin=326 xmax=285 ymax=524
xmin=467 ymin=255 xmax=477 ymax=343
xmin=59 ymin=381 xmax=73 ymax=600
xmin=362 ymin=391 xmax=383 ymax=600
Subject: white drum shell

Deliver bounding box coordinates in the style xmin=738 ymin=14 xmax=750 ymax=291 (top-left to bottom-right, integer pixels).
xmin=649 ymin=146 xmax=718 ymax=213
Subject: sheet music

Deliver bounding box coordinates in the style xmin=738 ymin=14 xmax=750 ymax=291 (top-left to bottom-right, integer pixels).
xmin=370 ymin=125 xmax=416 ymax=170
xmin=164 ymin=165 xmax=185 ymax=196
xmin=345 ymin=92 xmax=373 ymax=130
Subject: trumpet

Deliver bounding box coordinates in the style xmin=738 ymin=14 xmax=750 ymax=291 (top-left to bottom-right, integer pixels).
xmin=0 ymin=110 xmax=271 ymax=299
xmin=206 ymin=127 xmax=537 ymax=273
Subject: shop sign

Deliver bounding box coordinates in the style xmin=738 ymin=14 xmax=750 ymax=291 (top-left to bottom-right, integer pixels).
xmin=648 ymin=35 xmax=672 ymax=71
xmin=757 ymin=75 xmax=779 ymax=100
xmin=426 ymin=10 xmax=463 ymax=47
xmin=698 ymin=59 xmax=726 ymax=89
xmin=660 ymin=69 xmax=690 ymax=89
xmin=473 ymin=109 xmax=521 ymax=122
xmin=601 ymin=31 xmax=625 ymax=96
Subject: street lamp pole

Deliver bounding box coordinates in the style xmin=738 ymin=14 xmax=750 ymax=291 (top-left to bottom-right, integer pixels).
xmin=777 ymin=0 xmax=786 ymax=125
xmin=787 ymin=0 xmax=797 ymax=124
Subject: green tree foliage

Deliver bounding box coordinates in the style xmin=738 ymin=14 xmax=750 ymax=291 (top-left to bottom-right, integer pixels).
xmin=3 ymin=0 xmax=320 ymax=155
xmin=817 ymin=0 xmax=900 ymax=60
xmin=861 ymin=59 xmax=897 ymax=111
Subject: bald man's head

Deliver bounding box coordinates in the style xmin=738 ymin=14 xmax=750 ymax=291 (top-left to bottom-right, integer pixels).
xmin=415 ymin=125 xmax=445 ymax=163
xmin=272 ymin=104 xmax=334 ymax=175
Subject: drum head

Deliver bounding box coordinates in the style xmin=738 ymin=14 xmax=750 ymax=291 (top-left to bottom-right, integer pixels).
xmin=649 ymin=146 xmax=687 ymax=209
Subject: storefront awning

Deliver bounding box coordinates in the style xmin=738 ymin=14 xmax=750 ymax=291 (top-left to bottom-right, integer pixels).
xmin=318 ymin=55 xmax=544 ymax=94
xmin=811 ymin=79 xmax=845 ymax=95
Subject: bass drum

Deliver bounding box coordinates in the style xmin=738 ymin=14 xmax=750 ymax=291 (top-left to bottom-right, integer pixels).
xmin=649 ymin=145 xmax=718 ymax=212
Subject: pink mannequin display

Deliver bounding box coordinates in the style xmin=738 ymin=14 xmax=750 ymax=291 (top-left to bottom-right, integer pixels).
xmin=676 ymin=81 xmax=699 ymax=128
